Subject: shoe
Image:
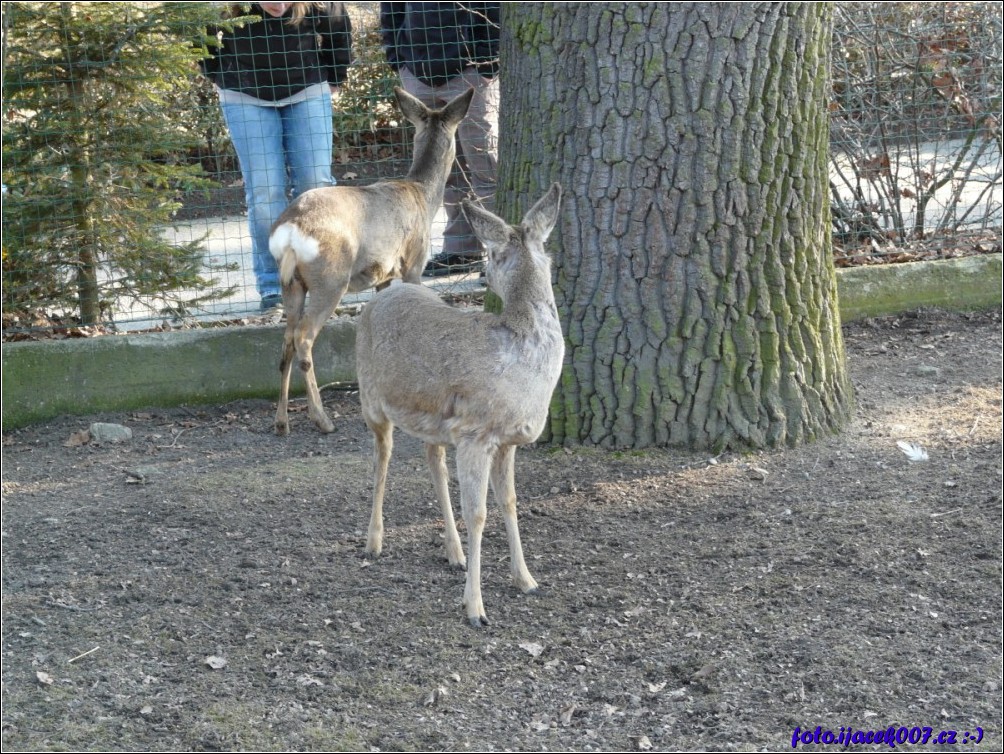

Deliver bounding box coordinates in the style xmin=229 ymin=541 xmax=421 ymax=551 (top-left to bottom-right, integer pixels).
xmin=260 ymin=293 xmax=283 ymax=312
xmin=422 ymin=251 xmax=485 ymax=278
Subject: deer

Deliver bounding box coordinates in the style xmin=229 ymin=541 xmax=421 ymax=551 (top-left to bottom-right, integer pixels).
xmin=355 ymin=183 xmax=565 ymax=627
xmin=269 ymin=86 xmax=475 ymax=436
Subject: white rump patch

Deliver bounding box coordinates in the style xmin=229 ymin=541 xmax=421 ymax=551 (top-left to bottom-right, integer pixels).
xmin=269 ymin=222 xmax=321 ymax=264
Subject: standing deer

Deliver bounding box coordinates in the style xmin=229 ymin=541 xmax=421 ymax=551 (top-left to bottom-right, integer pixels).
xmin=355 ymin=183 xmax=565 ymax=627
xmin=269 ymin=86 xmax=474 ymax=435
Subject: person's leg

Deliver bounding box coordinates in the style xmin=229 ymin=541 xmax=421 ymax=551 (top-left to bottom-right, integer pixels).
xmin=281 ymin=90 xmax=336 ymax=198
xmin=220 ymin=100 xmax=288 ymax=300
xmin=398 ymin=66 xmax=445 ymax=108
xmin=441 ymin=69 xmax=498 ymax=256
xmin=455 ymin=68 xmax=498 ymax=212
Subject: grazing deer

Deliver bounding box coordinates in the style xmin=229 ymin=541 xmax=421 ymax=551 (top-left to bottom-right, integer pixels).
xmin=355 ymin=183 xmax=565 ymax=627
xmin=269 ymin=86 xmax=475 ymax=435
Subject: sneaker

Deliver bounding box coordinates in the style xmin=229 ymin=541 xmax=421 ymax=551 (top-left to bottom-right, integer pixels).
xmin=422 ymin=251 xmax=485 ymax=278
xmin=260 ymin=293 xmax=283 ymax=312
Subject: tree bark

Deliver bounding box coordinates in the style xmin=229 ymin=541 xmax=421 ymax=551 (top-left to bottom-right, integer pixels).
xmin=59 ymin=3 xmax=101 ymax=325
xmin=498 ymin=2 xmax=853 ymax=450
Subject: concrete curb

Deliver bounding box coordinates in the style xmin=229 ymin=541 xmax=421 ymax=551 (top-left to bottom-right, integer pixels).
xmin=3 ymin=255 xmax=1000 ymax=429
xmin=3 ymin=318 xmax=356 ymax=429
xmin=836 ymin=253 xmax=1001 ymax=321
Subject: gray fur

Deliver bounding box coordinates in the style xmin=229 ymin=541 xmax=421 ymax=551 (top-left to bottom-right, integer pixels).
xmin=356 ymin=183 xmax=564 ymax=627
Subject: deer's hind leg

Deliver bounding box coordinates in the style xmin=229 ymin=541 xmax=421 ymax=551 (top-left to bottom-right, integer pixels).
xmin=275 ymin=275 xmax=308 ymax=436
xmin=293 ymin=273 xmax=349 ymax=434
xmin=426 ymin=443 xmax=465 ymax=569
xmin=365 ymin=418 xmax=393 ymax=558
xmin=490 ymin=444 xmax=539 ymax=595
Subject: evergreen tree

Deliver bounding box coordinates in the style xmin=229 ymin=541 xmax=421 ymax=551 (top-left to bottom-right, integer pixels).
xmin=2 ymin=2 xmax=242 ymax=326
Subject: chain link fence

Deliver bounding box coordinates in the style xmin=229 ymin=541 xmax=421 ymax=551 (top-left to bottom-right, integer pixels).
xmin=3 ymin=2 xmax=1001 ymax=337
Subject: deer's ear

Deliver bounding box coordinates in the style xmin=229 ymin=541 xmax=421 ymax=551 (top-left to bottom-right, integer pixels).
xmin=523 ymin=183 xmax=562 ymax=244
xmin=462 ymin=200 xmax=509 ymax=248
xmin=441 ymin=87 xmax=475 ymax=127
xmin=394 ymin=86 xmax=429 ymax=126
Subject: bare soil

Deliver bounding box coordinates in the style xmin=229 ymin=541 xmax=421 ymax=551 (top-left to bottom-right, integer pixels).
xmin=2 ymin=308 xmax=1001 ymax=752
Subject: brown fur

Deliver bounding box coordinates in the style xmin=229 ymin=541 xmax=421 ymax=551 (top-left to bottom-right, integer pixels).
xmin=269 ymin=87 xmax=474 ymax=435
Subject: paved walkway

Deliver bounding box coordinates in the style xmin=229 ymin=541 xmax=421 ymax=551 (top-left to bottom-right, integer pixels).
xmin=126 ymin=208 xmax=484 ymax=332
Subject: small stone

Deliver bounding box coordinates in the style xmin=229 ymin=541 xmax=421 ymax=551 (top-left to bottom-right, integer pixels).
xmin=89 ymin=422 xmax=133 ymax=443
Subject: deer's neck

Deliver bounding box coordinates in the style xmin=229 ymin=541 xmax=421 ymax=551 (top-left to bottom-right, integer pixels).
xmin=406 ymin=131 xmax=455 ymax=206
xmin=499 ymin=281 xmax=561 ymax=340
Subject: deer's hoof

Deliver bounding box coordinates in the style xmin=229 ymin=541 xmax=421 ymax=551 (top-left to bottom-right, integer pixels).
xmin=468 ymin=614 xmax=489 ymax=628
xmin=313 ymin=417 xmax=335 ymax=434
xmin=275 ymin=421 xmax=289 ymax=437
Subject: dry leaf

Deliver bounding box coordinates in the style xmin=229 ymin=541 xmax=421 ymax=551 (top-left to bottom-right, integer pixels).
xmin=64 ymin=430 xmax=90 ymax=447
xmin=204 ymin=655 xmax=227 ymax=670
xmin=519 ymin=641 xmax=544 ymax=658
xmin=691 ymin=663 xmax=716 ymax=682
xmin=896 ymin=441 xmax=929 ymax=462
xmin=36 ymin=670 xmax=54 ymax=685
xmin=423 ymin=685 xmax=448 ymax=706
xmin=637 ymin=735 xmax=653 ymax=751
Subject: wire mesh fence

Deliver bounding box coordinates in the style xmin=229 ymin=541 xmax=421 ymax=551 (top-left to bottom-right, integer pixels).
xmin=829 ymin=2 xmax=1002 ymax=266
xmin=2 ymin=2 xmax=1001 ymax=337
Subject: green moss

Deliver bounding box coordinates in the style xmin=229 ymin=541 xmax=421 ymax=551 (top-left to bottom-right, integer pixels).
xmin=510 ymin=9 xmax=554 ymax=49
xmin=836 ymin=255 xmax=1002 ymax=321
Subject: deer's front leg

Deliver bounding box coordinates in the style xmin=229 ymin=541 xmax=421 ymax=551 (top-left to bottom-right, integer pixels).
xmin=457 ymin=441 xmax=492 ymax=627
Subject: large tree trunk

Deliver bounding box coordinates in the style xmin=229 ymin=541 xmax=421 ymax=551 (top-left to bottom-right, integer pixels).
xmin=498 ymin=2 xmax=853 ymax=450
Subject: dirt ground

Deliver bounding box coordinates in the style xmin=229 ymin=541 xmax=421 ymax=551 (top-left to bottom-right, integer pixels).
xmin=2 ymin=308 xmax=1001 ymax=752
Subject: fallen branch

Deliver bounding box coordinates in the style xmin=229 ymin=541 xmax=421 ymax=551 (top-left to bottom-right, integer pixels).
xmin=68 ymin=646 xmax=100 ymax=664
xmin=929 ymin=508 xmax=962 ymax=518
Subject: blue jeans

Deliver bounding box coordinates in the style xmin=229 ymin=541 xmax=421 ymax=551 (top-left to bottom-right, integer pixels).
xmin=221 ymin=92 xmax=334 ymax=298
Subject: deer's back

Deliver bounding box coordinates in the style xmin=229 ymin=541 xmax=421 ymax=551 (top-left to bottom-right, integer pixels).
xmin=357 ymin=284 xmax=564 ymax=447
xmin=274 ymin=182 xmax=434 ymax=289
